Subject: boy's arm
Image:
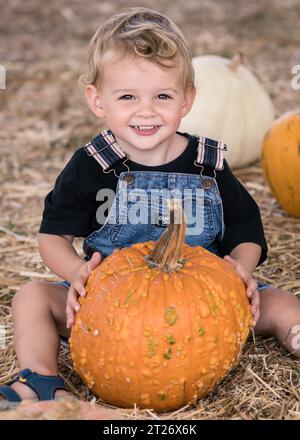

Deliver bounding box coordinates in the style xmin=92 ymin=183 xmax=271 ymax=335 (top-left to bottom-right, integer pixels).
xmin=228 ymin=242 xmax=262 ymax=275
xmin=217 ymin=160 xmax=268 ymax=269
xmin=38 ymin=233 xmax=85 ymax=283
xmin=225 ymin=242 xmax=261 ymax=326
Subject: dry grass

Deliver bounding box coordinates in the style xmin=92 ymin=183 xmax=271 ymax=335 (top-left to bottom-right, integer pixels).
xmin=0 ymin=0 xmax=300 ymax=420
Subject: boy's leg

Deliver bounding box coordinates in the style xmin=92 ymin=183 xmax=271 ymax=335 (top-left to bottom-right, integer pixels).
xmin=0 ymin=280 xmax=69 ymax=401
xmin=254 ymin=287 xmax=300 ymax=357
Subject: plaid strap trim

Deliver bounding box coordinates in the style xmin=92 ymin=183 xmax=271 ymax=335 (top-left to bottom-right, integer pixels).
xmin=84 ymin=130 xmax=227 ymax=172
xmin=195 ymin=135 xmax=228 ymax=170
xmin=84 ymin=129 xmax=127 ymax=171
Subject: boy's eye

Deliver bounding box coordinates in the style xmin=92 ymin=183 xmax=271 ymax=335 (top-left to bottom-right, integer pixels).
xmin=157 ymin=94 xmax=172 ymax=100
xmin=119 ymin=95 xmax=134 ymax=100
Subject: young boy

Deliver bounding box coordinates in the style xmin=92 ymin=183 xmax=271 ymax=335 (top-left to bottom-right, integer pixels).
xmin=1 ymin=7 xmax=299 ymax=403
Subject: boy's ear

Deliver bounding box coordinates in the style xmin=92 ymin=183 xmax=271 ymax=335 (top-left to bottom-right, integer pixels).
xmin=84 ymin=85 xmax=105 ymax=118
xmin=181 ymin=86 xmax=196 ymax=117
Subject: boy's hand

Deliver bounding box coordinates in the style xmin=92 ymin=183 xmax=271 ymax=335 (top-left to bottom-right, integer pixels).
xmin=223 ymin=255 xmax=260 ymax=326
xmin=66 ymin=252 xmax=102 ymax=329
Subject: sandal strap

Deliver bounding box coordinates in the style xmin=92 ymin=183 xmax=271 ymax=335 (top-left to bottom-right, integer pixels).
xmin=8 ymin=368 xmax=66 ymax=401
xmin=0 ymin=385 xmax=22 ymax=402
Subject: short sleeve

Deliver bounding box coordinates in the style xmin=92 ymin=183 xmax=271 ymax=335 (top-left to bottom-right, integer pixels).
xmin=216 ymin=160 xmax=268 ymax=267
xmin=39 ymin=151 xmax=92 ymax=237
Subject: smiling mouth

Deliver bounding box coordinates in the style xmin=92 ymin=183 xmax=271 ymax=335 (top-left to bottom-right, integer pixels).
xmin=129 ymin=125 xmax=162 ymax=136
xmin=130 ymin=125 xmax=161 ymax=130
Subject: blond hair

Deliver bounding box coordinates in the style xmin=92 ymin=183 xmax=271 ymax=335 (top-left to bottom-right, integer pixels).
xmin=79 ymin=7 xmax=195 ymax=93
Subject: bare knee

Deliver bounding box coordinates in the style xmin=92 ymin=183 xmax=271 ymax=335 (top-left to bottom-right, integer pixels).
xmin=12 ymin=281 xmax=68 ymax=334
xmin=255 ymin=289 xmax=299 ymax=334
xmin=273 ymin=292 xmax=300 ymax=329
xmin=263 ymin=290 xmax=299 ymax=332
xmin=12 ymin=281 xmax=52 ymax=310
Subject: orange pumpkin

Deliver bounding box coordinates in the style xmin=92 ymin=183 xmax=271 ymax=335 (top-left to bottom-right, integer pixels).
xmin=262 ymin=111 xmax=300 ymax=218
xmin=70 ymin=201 xmax=252 ymax=412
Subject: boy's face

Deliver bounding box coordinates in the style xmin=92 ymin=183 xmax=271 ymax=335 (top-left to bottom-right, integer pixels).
xmin=85 ymin=53 xmax=195 ymax=160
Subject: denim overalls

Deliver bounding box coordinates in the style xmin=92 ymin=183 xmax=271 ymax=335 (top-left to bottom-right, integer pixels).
xmin=57 ymin=129 xmax=269 ymax=292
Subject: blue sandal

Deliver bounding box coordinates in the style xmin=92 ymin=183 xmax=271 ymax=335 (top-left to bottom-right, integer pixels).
xmin=0 ymin=368 xmax=66 ymax=403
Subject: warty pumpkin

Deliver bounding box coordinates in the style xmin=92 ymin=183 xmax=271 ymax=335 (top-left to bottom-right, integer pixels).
xmin=262 ymin=111 xmax=300 ymax=218
xmin=70 ymin=200 xmax=252 ymax=412
xmin=180 ymin=53 xmax=275 ymax=168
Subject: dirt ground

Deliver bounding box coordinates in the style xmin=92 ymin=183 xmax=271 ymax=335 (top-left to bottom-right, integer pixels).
xmin=0 ymin=0 xmax=299 ymax=419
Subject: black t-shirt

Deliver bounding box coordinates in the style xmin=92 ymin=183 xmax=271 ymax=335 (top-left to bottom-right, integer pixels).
xmin=39 ymin=131 xmax=268 ymax=266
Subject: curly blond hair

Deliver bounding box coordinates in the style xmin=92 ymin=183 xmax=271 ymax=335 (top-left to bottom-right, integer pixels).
xmin=79 ymin=7 xmax=195 ymax=93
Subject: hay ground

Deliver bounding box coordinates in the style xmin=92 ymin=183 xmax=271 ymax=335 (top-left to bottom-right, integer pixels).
xmin=0 ymin=0 xmax=299 ymax=419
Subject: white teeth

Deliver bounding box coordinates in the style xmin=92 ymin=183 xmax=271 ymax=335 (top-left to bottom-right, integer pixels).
xmin=133 ymin=125 xmax=156 ymax=130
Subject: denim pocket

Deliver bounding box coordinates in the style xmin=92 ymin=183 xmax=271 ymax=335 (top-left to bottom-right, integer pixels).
xmin=149 ymin=194 xmax=216 ymax=248
xmin=109 ymin=191 xmax=153 ymax=246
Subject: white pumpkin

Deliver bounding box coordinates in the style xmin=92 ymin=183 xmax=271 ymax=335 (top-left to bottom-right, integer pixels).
xmin=180 ymin=54 xmax=275 ymax=168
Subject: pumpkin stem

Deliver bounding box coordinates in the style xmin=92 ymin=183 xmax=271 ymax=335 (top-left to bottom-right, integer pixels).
xmin=228 ymin=51 xmax=265 ymax=83
xmin=146 ymin=199 xmax=186 ymax=272
xmin=228 ymin=51 xmax=244 ymax=70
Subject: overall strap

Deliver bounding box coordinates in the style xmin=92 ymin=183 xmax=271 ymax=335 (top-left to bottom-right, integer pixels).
xmin=194 ymin=135 xmax=228 ymax=172
xmin=84 ymin=130 xmax=228 ymax=177
xmin=84 ymin=129 xmax=129 ymax=177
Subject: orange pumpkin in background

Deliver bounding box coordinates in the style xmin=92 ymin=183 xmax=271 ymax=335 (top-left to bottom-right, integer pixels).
xmin=70 ymin=201 xmax=252 ymax=412
xmin=262 ymin=111 xmax=300 ymax=218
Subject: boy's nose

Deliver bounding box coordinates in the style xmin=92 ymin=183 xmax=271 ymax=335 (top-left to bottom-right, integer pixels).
xmin=136 ymin=100 xmax=156 ymax=117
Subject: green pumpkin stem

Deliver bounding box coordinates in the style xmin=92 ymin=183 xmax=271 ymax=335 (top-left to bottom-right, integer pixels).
xmin=146 ymin=199 xmax=186 ymax=272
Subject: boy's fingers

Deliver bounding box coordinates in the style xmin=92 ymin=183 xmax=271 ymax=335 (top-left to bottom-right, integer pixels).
xmin=225 ymin=256 xmax=240 ymax=271
xmin=66 ymin=319 xmax=73 ymax=329
xmin=73 ymin=279 xmax=86 ymax=297
xmin=75 ymin=272 xmax=87 ymax=285
xmin=87 ymin=252 xmax=102 ymax=272
xmin=92 ymin=251 xmax=102 ymax=261
xmin=251 ymin=290 xmax=260 ymax=306
xmin=253 ymin=310 xmax=260 ymax=327
xmin=251 ymin=297 xmax=260 ymax=319
xmin=66 ymin=303 xmax=73 ymax=319
xmin=247 ymin=279 xmax=258 ymax=298
xmin=224 ymin=255 xmax=233 ymax=260
xmin=224 ymin=255 xmax=236 ymax=265
xmin=247 ymin=287 xmax=255 ymax=298
xmin=251 ymin=279 xmax=258 ymax=291
xmin=251 ymin=294 xmax=259 ymax=307
xmin=256 ymin=310 xmax=260 ymax=323
xmin=251 ymin=305 xmax=258 ymax=315
xmin=70 ymin=253 xmax=102 ymax=307
xmin=68 ymin=288 xmax=80 ymax=311
xmin=66 ymin=304 xmax=74 ymax=329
